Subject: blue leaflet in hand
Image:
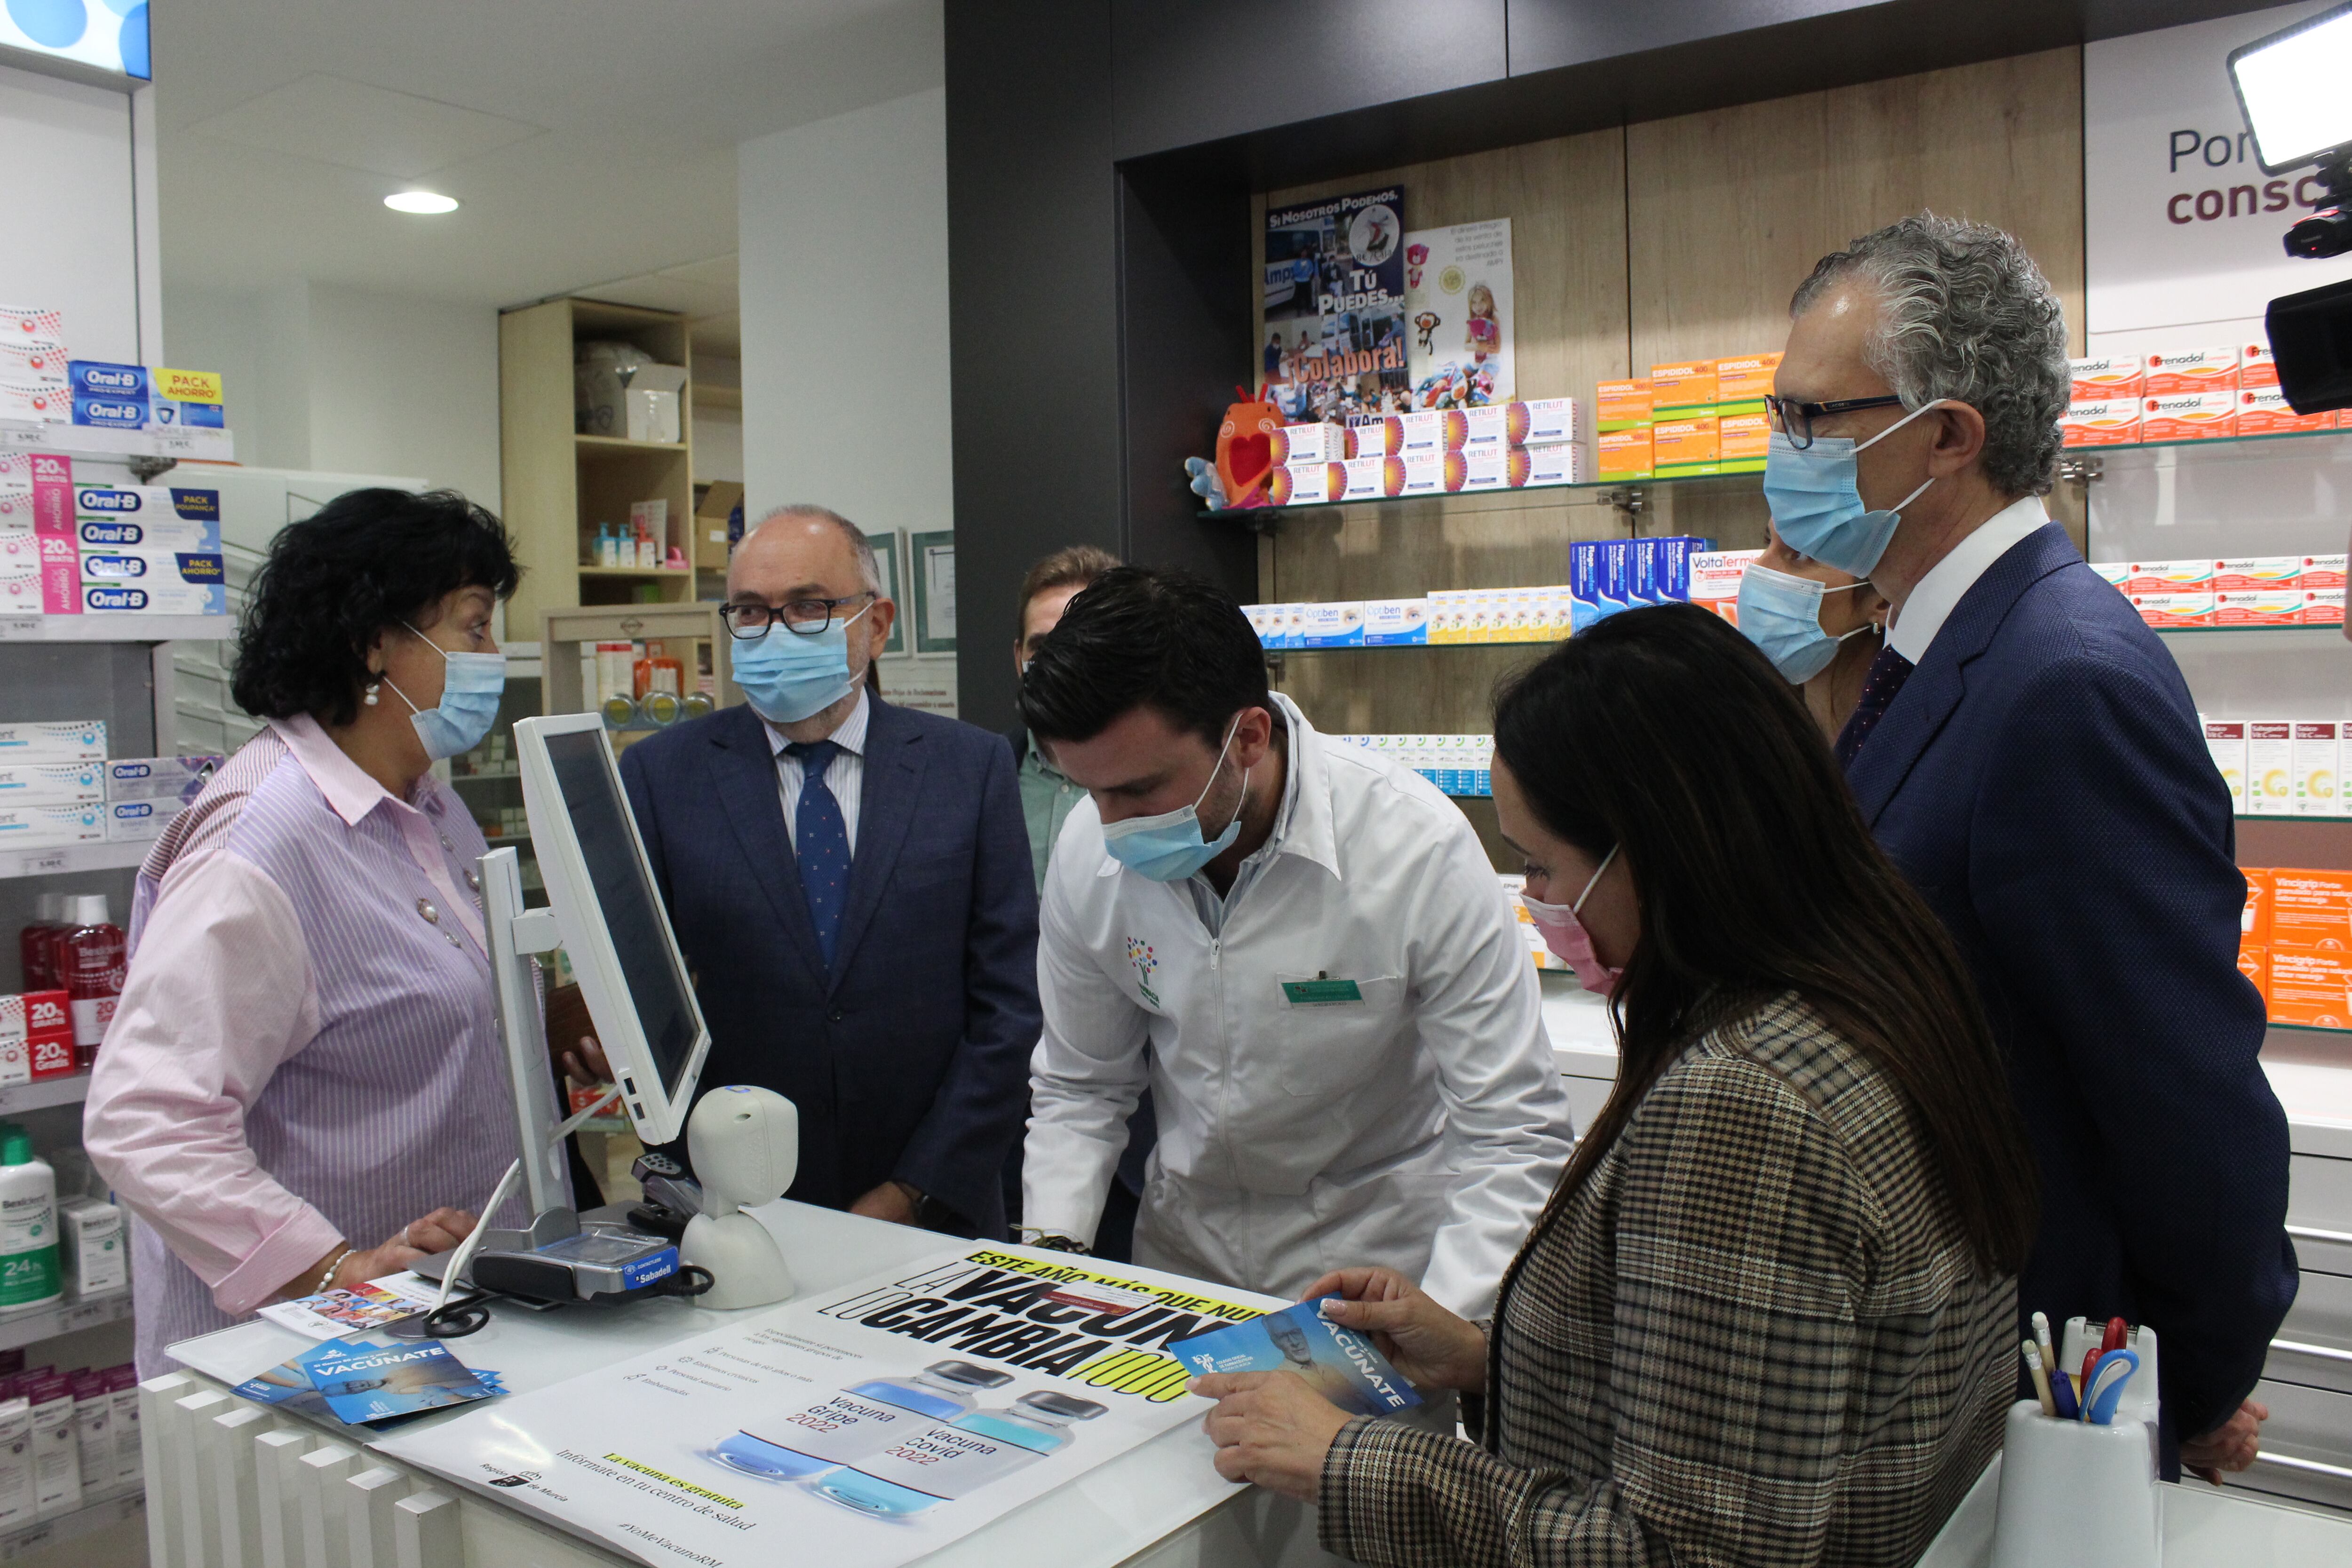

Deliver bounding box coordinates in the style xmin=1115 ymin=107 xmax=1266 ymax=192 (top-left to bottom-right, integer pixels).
xmin=1169 ymin=1297 xmax=1422 ymax=1417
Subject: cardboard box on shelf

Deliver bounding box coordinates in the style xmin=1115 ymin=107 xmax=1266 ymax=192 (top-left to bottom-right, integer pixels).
xmin=2205 ymin=720 xmax=2249 ymax=812
xmin=1647 ymin=360 xmax=1716 ymax=416
xmin=2126 ymin=558 xmax=2214 ymax=594
xmin=1595 ymin=379 xmax=1650 ymax=431
xmin=2216 ymin=588 xmax=2304 ymax=625
xmin=1267 ymin=462 xmax=1343 ymax=507
xmin=1362 ymin=598 xmax=1427 ymax=646
xmin=1509 ymin=397 xmax=1580 ymax=446
xmin=79 ymin=549 xmax=228 ymax=615
xmin=1344 ymin=414 xmax=1401 ymax=459
xmin=692 ymin=480 xmax=743 ymax=571
xmin=1688 ymin=549 xmax=1761 ymax=612
xmin=1270 ymin=423 xmax=1343 ymax=464
xmin=1711 ymin=353 xmax=1780 ymax=411
xmin=2272 ymin=867 xmax=2352 ymax=948
xmin=2143 ymin=345 xmax=2238 ymax=396
xmin=2139 ymin=391 xmax=2237 ymax=443
xmin=2294 ymin=723 xmax=2343 ymax=816
xmin=2061 ymin=399 xmax=2140 ymax=447
xmin=1458 ymin=406 xmax=1512 ymax=450
xmin=1397 ymin=409 xmax=1466 ymax=455
xmin=0 ymin=803 xmax=103 ymax=845
xmin=102 ymin=797 xmax=184 ymax=842
xmin=1448 ymin=447 xmax=1511 ymax=492
xmin=0 ymin=763 xmax=103 ymax=804
xmin=1718 ymin=410 xmax=1770 ymax=470
xmin=2241 ymin=339 xmax=2278 ymax=390
xmin=1300 ymin=602 xmax=1364 ymax=648
xmin=1651 ymin=417 xmax=1719 ymax=477
xmin=2270 ymin=947 xmax=2352 ymax=1028
xmin=1397 ymin=451 xmax=1445 ymax=497
xmin=1512 ymin=443 xmax=1582 ymax=486
xmin=2128 ymin=589 xmax=2215 ymax=628
xmin=0 ymin=722 xmax=103 ymax=762
xmin=2304 ymin=554 xmax=2348 ymax=589
xmin=2235 ymin=387 xmax=2336 ymax=437
xmin=2068 ymin=356 xmax=2143 ymax=401
xmin=2305 ymin=588 xmax=2346 ymax=625
xmin=2249 ymin=722 xmax=2296 ymax=814
xmin=2214 ymin=557 xmax=2302 ymax=590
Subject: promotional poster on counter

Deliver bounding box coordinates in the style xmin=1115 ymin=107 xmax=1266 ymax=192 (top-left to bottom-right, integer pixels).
xmin=375 ymin=1244 xmax=1287 ymax=1568
xmin=1403 ymin=218 xmax=1514 ymax=407
xmin=1262 ymin=184 xmax=1409 ymax=420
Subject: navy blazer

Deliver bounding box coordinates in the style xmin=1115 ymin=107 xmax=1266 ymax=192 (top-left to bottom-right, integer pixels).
xmin=619 ymin=697 xmax=1041 ymax=1235
xmin=1848 ymin=522 xmax=2296 ymax=1453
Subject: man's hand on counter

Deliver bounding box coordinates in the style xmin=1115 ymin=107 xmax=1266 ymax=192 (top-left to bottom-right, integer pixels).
xmin=2182 ymin=1397 xmax=2268 ymax=1485
xmin=850 ymin=1180 xmax=922 ymax=1226
xmin=546 ymin=982 xmax=613 ymax=1087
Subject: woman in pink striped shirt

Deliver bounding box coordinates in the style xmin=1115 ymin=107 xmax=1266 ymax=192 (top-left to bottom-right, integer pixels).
xmin=86 ymin=489 xmax=544 ymax=1373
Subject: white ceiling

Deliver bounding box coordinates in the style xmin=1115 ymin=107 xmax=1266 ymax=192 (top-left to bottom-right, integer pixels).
xmin=151 ymin=0 xmax=940 ymax=329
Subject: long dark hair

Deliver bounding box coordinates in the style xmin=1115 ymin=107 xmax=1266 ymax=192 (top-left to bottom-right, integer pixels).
xmin=1494 ymin=602 xmax=2035 ymax=1277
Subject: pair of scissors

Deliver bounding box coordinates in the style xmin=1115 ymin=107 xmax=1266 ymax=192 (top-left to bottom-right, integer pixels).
xmin=2082 ymin=1346 xmax=2140 ymax=1425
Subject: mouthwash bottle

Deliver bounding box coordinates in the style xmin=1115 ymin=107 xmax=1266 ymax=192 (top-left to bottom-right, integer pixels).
xmin=814 ymin=1390 xmax=1106 ymax=1517
xmin=712 ymin=1361 xmax=1011 ymax=1480
xmin=0 ymin=1128 xmax=59 ymax=1310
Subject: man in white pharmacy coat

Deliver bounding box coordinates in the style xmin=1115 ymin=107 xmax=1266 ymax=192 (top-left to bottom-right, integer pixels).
xmin=1015 ymin=566 xmax=1572 ymax=1316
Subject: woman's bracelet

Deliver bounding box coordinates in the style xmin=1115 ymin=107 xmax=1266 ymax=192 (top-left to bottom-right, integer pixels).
xmin=311 ymin=1246 xmax=356 ymax=1297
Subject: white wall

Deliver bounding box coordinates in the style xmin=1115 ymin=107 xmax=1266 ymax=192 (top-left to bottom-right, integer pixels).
xmin=0 ymin=61 xmax=142 ymax=362
xmin=737 ymin=82 xmax=954 ymax=712
xmin=163 ymin=278 xmax=501 ymax=509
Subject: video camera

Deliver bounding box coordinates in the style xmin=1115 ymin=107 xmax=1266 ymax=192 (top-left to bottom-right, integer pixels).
xmin=2230 ymin=1 xmax=2352 ymax=413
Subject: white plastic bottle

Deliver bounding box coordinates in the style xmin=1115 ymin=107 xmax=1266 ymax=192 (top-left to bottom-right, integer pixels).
xmin=0 ymin=1128 xmax=61 ymax=1310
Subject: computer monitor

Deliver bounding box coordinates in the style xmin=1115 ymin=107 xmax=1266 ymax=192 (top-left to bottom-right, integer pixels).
xmin=514 ymin=713 xmax=710 ymax=1146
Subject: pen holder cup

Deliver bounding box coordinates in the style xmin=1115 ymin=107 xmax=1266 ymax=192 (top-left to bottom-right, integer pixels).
xmin=1988 ymin=1401 xmax=2160 ymax=1568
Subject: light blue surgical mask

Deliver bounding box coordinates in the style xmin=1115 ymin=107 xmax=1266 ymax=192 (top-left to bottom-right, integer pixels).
xmin=1736 ymin=563 xmax=1876 ymax=684
xmin=385 ymin=622 xmax=506 ymax=760
xmin=1101 ymin=718 xmax=1248 ymax=883
xmin=732 ymin=602 xmax=873 ymax=724
xmin=1761 ymin=399 xmax=1947 ymax=575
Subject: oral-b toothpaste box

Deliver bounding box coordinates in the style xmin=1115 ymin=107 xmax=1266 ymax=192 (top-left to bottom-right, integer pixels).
xmin=0 ymin=803 xmax=103 ymax=845
xmin=103 ymin=756 xmax=221 ymax=804
xmin=79 ymin=551 xmax=229 ymax=615
xmin=1301 ymin=601 xmax=1364 ymax=648
xmin=146 ymin=398 xmax=227 ymax=430
xmin=73 ymin=487 xmax=222 ymax=551
xmin=101 ymin=797 xmax=184 ymax=842
xmin=1362 ymin=598 xmax=1428 ymax=645
xmin=66 ymin=362 xmax=148 ymax=429
xmin=0 ymin=763 xmax=103 ymax=804
xmin=0 ymin=721 xmax=103 ymax=760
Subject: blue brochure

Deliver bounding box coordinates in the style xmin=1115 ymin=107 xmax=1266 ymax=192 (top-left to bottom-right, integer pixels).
xmin=1169 ymin=1297 xmax=1422 ymax=1417
xmin=231 ymin=1336 xmax=503 ymax=1426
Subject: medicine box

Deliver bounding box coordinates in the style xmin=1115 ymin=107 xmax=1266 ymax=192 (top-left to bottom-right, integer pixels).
xmin=1345 ymin=415 xmax=1401 ymax=459
xmin=2215 ymin=557 xmax=2301 ymax=590
xmin=2235 ymin=387 xmax=2335 ymax=437
xmin=2142 ymin=345 xmax=2237 ymax=396
xmin=58 ymin=1202 xmax=124 ymax=1300
xmin=1513 ymin=442 xmax=1582 ymax=486
xmin=2060 ymin=399 xmax=2139 ymax=447
xmin=2241 ymin=338 xmax=2278 ymax=391
xmin=1459 ymin=406 xmax=1512 ymax=449
xmin=1712 ymin=353 xmax=1780 ymax=412
xmin=103 ymin=756 xmax=219 ymax=803
xmin=1362 ymin=599 xmax=1428 ymax=646
xmin=1647 ymin=360 xmax=1717 ymax=416
xmin=2089 ymin=561 xmax=2130 ymax=589
xmin=0 ymin=764 xmax=102 ymax=804
xmin=1397 ymin=409 xmax=1466 ymax=455
xmin=1270 ymin=423 xmax=1343 ymax=465
xmin=2126 ymin=558 xmax=2213 ymax=593
xmin=0 ymin=341 xmax=64 ymax=385
xmin=0 ymin=382 xmax=65 ymax=423
xmin=2304 ymin=554 xmax=2348 ymax=589
xmin=1449 ymin=446 xmax=1511 ymax=492
xmin=1242 ymin=605 xmax=1276 ymax=647
xmin=2294 ymin=723 xmax=2341 ymax=816
xmin=1509 ymin=397 xmax=1581 ymax=446
xmin=2306 ymin=588 xmax=2347 ymax=625
xmin=2270 ymin=868 xmax=2352 ymax=949
xmin=1425 ymin=589 xmax=1464 ymax=645
xmin=2068 ymin=356 xmax=2143 ymax=401
xmin=1688 ymin=549 xmax=1762 ymax=606
xmin=2249 ymin=722 xmax=2295 ymax=815
xmin=2205 ymin=720 xmax=2248 ymax=812
xmin=2216 ymin=588 xmax=2304 ymax=625
xmin=102 ymin=797 xmax=183 ymax=842
xmin=1339 ymin=455 xmax=1399 ymax=501
xmin=1718 ymin=410 xmax=1770 ymax=470
xmin=1301 ymin=602 xmax=1364 ymax=648
xmin=1596 ymin=428 xmax=1653 ymax=480
xmin=1397 ymin=451 xmax=1445 ymax=497
xmin=1267 ymin=462 xmax=1342 ymax=508
xmin=0 ymin=803 xmax=103 ymax=846
xmin=1595 ymin=378 xmax=1650 ymax=431
xmin=0 ymin=722 xmax=103 ymax=761
xmin=1596 ymin=539 xmax=1632 ymax=619
xmin=1569 ymin=542 xmax=1601 ymax=632
xmin=2270 ymin=948 xmax=2352 ymax=1029
xmin=1652 ymin=417 xmax=1719 ymax=477
xmin=2127 ymin=590 xmax=2214 ymax=628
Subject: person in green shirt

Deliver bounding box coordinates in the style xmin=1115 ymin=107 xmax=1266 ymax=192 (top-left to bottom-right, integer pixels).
xmin=1006 ymin=545 xmax=1118 ymax=892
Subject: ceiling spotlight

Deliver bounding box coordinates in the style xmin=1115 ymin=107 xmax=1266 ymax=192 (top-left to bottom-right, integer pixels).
xmin=384 ymin=191 xmax=460 ymax=215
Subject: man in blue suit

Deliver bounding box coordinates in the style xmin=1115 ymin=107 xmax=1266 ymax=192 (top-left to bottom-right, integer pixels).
xmin=620 ymin=505 xmax=1039 ymax=1238
xmin=1767 ymin=215 xmax=2295 ymax=1481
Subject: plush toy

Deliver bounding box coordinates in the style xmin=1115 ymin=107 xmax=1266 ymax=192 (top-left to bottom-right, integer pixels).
xmin=1184 ymin=456 xmax=1228 ymax=510
xmin=1215 ymin=390 xmax=1282 ymax=509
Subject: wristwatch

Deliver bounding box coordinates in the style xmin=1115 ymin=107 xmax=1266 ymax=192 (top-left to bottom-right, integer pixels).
xmin=1026 ymin=1233 xmax=1090 ymax=1255
xmin=894 ymin=1181 xmax=977 ymax=1239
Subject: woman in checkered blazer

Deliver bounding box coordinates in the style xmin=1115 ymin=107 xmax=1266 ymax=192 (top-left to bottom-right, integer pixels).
xmin=1196 ymin=605 xmax=2037 ymax=1567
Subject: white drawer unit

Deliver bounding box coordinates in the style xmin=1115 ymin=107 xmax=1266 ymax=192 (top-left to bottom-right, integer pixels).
xmin=2243 ymin=1377 xmax=2352 ymax=1515
xmin=2257 ymin=1148 xmax=2352 ymax=1515
xmin=2290 ymin=1152 xmax=2352 ymax=1279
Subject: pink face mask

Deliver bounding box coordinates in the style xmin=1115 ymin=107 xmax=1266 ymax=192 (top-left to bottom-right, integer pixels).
xmin=1521 ymin=844 xmax=1624 ymax=997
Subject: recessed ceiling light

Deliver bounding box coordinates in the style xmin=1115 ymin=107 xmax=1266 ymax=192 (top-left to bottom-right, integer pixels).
xmin=384 ymin=191 xmax=460 ymax=215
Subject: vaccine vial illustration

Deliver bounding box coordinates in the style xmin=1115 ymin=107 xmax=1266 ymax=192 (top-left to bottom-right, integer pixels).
xmin=814 ymin=1390 xmax=1107 ymax=1517
xmin=711 ymin=1361 xmax=1012 ymax=1480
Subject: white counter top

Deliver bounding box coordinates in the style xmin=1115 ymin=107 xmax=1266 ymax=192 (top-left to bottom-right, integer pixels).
xmin=1917 ymin=1450 xmax=2352 ymax=1565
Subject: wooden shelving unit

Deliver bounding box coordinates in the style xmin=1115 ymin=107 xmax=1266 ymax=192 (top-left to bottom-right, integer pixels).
xmin=499 ymin=298 xmax=697 ymax=636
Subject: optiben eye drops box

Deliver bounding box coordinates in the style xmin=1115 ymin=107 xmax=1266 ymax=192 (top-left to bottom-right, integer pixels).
xmin=1300 ymin=601 xmax=1364 ymax=648
xmin=2205 ymin=720 xmax=2249 ymax=812
xmin=2294 ymin=722 xmax=2342 ymax=816
xmin=2249 ymin=721 xmax=2295 ymax=815
xmin=1362 ymin=598 xmax=1427 ymax=646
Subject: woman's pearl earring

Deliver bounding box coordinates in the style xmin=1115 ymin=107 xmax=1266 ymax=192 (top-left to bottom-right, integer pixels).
xmin=364 ymin=681 xmax=381 ymax=707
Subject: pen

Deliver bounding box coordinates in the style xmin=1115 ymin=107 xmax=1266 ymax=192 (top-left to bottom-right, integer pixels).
xmin=2101 ymin=1316 xmax=2128 ymax=1355
xmin=2032 ymin=1311 xmax=2058 ymax=1385
xmin=2021 ymin=1339 xmax=2056 ymax=1417
xmin=2050 ymin=1358 xmax=2079 ymax=1419
xmin=2080 ymin=1346 xmax=2101 ymax=1399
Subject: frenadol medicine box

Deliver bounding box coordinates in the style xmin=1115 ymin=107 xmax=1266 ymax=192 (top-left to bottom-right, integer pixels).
xmin=2141 ymin=392 xmax=2235 ymax=441
xmin=2143 ymin=346 xmax=2238 ymax=396
xmin=2236 ymin=387 xmax=2336 ymax=437
xmin=2128 ymin=590 xmax=2214 ymax=628
xmin=2216 ymin=588 xmax=2303 ymax=625
xmin=2061 ymin=399 xmax=2138 ymax=447
xmin=2068 ymin=356 xmax=2143 ymax=401
xmin=1363 ymin=599 xmax=1427 ymax=646
xmin=2215 ymin=557 xmax=2301 ymax=590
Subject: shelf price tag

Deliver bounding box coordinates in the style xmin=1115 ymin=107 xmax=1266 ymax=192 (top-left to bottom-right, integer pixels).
xmin=17 ymin=852 xmax=68 ymax=878
xmin=0 ymin=618 xmax=40 ymax=639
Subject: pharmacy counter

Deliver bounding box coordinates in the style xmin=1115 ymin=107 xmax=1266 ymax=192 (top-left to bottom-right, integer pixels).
xmin=1914 ymin=1449 xmax=2352 ymax=1566
xmin=143 ymin=1200 xmax=1345 ymax=1568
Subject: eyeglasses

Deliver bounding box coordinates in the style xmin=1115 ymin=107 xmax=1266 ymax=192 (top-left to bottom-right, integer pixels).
xmin=717 ymin=591 xmax=875 ymax=639
xmin=1763 ymin=393 xmax=1906 ymax=450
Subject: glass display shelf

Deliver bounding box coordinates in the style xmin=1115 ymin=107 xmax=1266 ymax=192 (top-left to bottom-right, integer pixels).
xmin=0 ymin=613 xmax=230 ymax=643
xmin=0 ymin=841 xmax=149 ymax=881
xmin=2153 ymin=626 xmax=2350 ymax=652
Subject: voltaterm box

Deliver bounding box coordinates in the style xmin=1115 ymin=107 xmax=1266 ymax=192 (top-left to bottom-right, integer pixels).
xmin=2270 ymin=868 xmax=2352 ymax=949
xmin=2236 ymin=387 xmax=2335 ymax=437
xmin=1648 ymin=361 xmax=1716 ymax=416
xmin=1362 ymin=599 xmax=1427 ymax=646
xmin=2295 ymin=723 xmax=2342 ymax=816
xmin=1596 ymin=428 xmax=1652 ymax=480
xmin=1712 ymin=352 xmax=1780 ymax=413
xmin=1595 ymin=379 xmax=1651 ymax=431
xmin=2249 ymin=722 xmax=2295 ymax=815
xmin=2215 ymin=557 xmax=2302 ymax=590
xmin=2308 ymin=588 xmax=2348 ymax=625
xmin=2241 ymin=339 xmax=2279 ymax=390
xmin=1513 ymin=443 xmax=1581 ymax=486
xmin=2128 ymin=589 xmax=2214 ymax=628
xmin=1652 ymin=416 xmax=1720 ymax=477
xmin=78 ymin=551 xmax=229 ymax=616
xmin=2143 ymin=345 xmax=2239 ymax=396
xmin=2205 ymin=720 xmax=2249 ymax=812
xmin=2068 ymin=356 xmax=2144 ymax=401
xmin=1688 ymin=549 xmax=1761 ymax=609
xmin=2216 ymin=588 xmax=2304 ymax=624
xmin=1269 ymin=423 xmax=1343 ymax=465
xmin=1718 ymin=410 xmax=1770 ymax=471
xmin=1509 ymin=397 xmax=1580 ymax=446
xmin=1301 ymin=601 xmax=1364 ymax=648
xmin=1345 ymin=415 xmax=1401 ymax=459
xmin=2061 ymin=399 xmax=2140 ymax=447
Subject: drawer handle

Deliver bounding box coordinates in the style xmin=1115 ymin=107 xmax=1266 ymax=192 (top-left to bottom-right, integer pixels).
xmin=2273 ymin=1338 xmax=2352 ymax=1365
xmin=2253 ymin=1451 xmax=2352 ymax=1482
xmin=2287 ymin=1224 xmax=2352 ymax=1247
